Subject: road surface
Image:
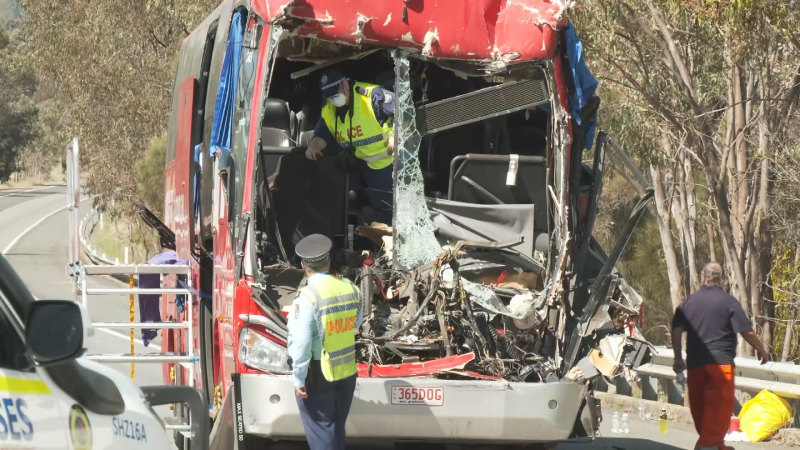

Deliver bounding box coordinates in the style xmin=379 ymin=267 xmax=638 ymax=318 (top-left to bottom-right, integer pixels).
xmin=0 ymin=185 xmax=792 ymax=449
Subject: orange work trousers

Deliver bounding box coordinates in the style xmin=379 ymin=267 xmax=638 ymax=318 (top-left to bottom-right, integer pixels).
xmin=688 ymin=363 xmax=735 ymax=449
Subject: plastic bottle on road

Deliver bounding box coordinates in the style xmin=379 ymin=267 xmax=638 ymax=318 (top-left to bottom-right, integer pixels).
xmin=611 ymin=411 xmax=620 ymax=433
xmin=659 ymin=407 xmax=668 ymax=433
xmin=638 ymin=400 xmax=645 ymax=420
xmin=621 ymin=410 xmax=630 ymax=433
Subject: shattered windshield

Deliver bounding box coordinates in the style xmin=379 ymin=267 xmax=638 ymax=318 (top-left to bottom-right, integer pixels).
xmin=391 ymin=52 xmax=442 ymax=269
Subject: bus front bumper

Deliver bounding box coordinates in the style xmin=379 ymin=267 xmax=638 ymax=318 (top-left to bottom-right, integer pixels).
xmin=237 ymin=374 xmax=588 ymax=443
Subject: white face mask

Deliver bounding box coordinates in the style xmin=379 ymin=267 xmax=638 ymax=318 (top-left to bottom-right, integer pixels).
xmin=330 ymin=93 xmax=347 ymax=108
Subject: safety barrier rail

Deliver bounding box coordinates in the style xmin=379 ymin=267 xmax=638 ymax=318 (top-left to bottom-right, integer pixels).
xmin=78 ymin=208 xmax=116 ymax=266
xmin=79 ymin=263 xmax=198 ymax=383
xmin=610 ymin=345 xmax=800 ymax=428
xmin=636 ymin=347 xmax=800 ymax=399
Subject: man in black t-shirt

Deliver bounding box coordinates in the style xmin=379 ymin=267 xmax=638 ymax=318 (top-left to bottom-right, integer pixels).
xmin=671 ymin=262 xmax=769 ymax=450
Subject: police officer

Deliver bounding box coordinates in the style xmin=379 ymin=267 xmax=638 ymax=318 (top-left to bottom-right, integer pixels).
xmin=287 ymin=234 xmax=362 ymax=450
xmin=305 ymin=69 xmax=395 ymax=218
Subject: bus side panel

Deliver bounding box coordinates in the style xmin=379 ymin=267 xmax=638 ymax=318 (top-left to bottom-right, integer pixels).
xmin=166 ymin=16 xmax=219 ymax=236
xmin=163 ymin=1 xmax=230 ymax=391
xmin=174 ymin=78 xmax=196 ymax=257
xmin=206 ymin=3 xmax=240 ymax=398
xmin=162 ymin=159 xmax=177 ymax=385
xmin=234 ymin=22 xmax=274 ymax=378
xmin=213 ymin=173 xmax=236 ymax=395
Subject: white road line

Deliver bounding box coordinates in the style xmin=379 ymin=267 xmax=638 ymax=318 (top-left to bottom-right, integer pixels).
xmin=2 ymin=205 xmax=69 ymax=254
xmin=5 ymin=191 xmax=160 ymax=351
xmin=4 ymin=192 xmax=161 ymax=351
xmin=0 ymin=185 xmax=58 ymax=198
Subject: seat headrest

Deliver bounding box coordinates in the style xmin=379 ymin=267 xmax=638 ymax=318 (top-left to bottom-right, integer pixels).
xmin=262 ymin=98 xmax=292 ymax=130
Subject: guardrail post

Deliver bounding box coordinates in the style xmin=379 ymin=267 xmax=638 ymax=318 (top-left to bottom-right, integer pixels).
xmin=615 ymin=377 xmax=632 ymax=397
xmin=659 ymin=378 xmax=685 ymax=405
xmin=639 ymin=375 xmax=659 ymax=401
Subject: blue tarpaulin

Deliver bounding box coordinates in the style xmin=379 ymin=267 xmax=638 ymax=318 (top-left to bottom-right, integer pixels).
xmin=209 ymin=10 xmax=246 ymax=160
xmin=564 ymin=21 xmax=599 ymax=149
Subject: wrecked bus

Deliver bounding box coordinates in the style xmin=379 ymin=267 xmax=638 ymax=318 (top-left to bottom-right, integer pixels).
xmin=158 ymin=0 xmax=654 ymax=447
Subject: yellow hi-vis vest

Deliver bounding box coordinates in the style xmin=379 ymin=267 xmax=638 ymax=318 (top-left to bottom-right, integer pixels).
xmin=301 ymin=275 xmax=360 ymax=382
xmin=321 ymin=82 xmax=393 ymax=170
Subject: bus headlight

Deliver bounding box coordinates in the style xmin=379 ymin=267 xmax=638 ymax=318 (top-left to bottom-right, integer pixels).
xmin=238 ymin=327 xmax=290 ymax=374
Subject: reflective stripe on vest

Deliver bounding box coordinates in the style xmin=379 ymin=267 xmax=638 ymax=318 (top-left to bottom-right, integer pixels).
xmin=360 ymin=150 xmax=390 ymax=163
xmin=321 ymin=82 xmax=393 ymax=170
xmin=302 ymin=276 xmax=360 ymax=382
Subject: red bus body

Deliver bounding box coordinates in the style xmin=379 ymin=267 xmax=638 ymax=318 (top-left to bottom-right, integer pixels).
xmin=161 ymin=0 xmax=651 ymax=445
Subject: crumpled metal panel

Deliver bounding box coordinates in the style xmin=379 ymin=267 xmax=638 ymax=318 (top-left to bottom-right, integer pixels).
xmin=252 ymin=0 xmax=570 ymax=62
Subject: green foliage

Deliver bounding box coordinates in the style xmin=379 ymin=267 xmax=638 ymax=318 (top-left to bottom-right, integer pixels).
xmin=135 ymin=133 xmax=167 ymax=217
xmin=0 ymin=27 xmax=37 ymax=183
xmin=16 ymin=0 xmax=216 ymax=212
xmin=769 ymin=250 xmax=800 ymax=362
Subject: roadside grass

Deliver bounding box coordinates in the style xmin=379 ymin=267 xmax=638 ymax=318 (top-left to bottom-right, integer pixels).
xmin=90 ymin=213 xmax=160 ymax=264
xmin=0 ymin=165 xmax=67 ymax=191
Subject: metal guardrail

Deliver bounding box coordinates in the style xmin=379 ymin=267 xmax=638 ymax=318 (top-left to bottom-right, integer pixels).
xmin=637 ymin=346 xmax=800 ymax=399
xmin=606 ymin=345 xmax=800 ymax=428
xmin=79 ymin=208 xmax=116 ymax=266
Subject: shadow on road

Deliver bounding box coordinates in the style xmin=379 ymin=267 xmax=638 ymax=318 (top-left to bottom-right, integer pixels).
xmin=253 ymin=440 xmax=685 ymax=450
xmin=558 ymin=437 xmax=683 ymax=449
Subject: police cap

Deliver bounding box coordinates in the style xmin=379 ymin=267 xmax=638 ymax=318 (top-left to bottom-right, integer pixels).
xmin=295 ymin=234 xmax=332 ymax=263
xmin=320 ymin=69 xmax=347 ymax=98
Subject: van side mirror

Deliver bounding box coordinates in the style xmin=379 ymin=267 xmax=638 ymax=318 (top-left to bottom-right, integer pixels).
xmin=25 ymin=300 xmax=88 ymax=366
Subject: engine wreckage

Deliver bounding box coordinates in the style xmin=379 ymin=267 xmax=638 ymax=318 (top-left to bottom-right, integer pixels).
xmin=343 ymin=225 xmax=651 ymax=385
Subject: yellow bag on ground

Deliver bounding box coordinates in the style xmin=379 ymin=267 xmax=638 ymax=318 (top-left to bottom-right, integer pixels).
xmin=739 ymin=390 xmax=793 ymax=442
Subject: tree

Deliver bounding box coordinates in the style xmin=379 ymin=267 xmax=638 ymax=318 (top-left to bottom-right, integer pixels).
xmin=0 ymin=26 xmax=37 ymax=183
xmin=576 ymin=0 xmax=800 ymax=355
xmin=16 ymin=0 xmax=216 ymax=209
xmin=135 ymin=133 xmax=167 ymax=218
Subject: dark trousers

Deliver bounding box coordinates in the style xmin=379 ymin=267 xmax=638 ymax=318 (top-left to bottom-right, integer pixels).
xmin=357 ymin=161 xmax=393 ymax=212
xmin=296 ymin=361 xmax=357 ymax=450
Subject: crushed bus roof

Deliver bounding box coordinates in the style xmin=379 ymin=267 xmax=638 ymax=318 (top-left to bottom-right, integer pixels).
xmin=252 ymin=0 xmax=570 ymax=62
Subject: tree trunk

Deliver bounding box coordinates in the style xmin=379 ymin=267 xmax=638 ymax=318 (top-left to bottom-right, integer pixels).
xmin=706 ymin=209 xmax=718 ymax=263
xmin=651 ymin=165 xmax=685 ymax=309
xmin=755 ymin=84 xmax=775 ymax=350
xmin=674 ymin=149 xmax=699 ymax=291
xmin=781 ymin=320 xmax=794 ymax=362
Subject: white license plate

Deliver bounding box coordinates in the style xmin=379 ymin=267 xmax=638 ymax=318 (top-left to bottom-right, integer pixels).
xmin=390 ymin=386 xmax=444 ymax=406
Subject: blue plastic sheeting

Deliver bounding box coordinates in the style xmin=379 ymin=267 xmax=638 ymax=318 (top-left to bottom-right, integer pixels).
xmin=209 ymin=10 xmax=246 ymax=160
xmin=564 ymin=21 xmax=598 ymax=149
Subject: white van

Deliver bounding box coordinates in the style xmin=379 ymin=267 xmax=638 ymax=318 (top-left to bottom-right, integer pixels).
xmin=0 ymin=254 xmax=208 ymax=450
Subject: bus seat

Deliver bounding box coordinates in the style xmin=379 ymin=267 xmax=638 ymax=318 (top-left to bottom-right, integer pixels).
xmin=448 ymin=154 xmax=548 ymax=233
xmin=261 ymin=99 xmax=293 ymax=184
xmin=261 ymin=98 xmax=293 ymax=147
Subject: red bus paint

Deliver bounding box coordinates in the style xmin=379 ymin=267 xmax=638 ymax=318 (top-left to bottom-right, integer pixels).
xmin=158 ymin=0 xmax=652 ymax=444
xmin=250 ymin=0 xmax=566 ymax=61
xmin=164 ymin=0 xmax=580 ymax=405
